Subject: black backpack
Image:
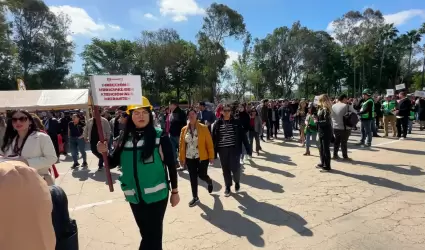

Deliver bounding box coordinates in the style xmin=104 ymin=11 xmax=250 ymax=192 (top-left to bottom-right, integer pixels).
xmin=343 ymin=105 xmax=359 ymax=129
xmin=50 ymin=185 xmax=79 ymax=250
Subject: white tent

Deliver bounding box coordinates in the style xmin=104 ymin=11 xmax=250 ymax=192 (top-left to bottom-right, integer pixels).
xmin=0 ymin=89 xmax=89 ymax=112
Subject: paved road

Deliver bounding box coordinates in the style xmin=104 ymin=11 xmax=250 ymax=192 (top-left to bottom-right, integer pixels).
xmin=55 ymin=127 xmax=425 ymax=250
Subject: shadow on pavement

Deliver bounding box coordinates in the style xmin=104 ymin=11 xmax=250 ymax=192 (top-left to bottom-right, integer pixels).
xmin=178 ymin=170 xmax=223 ymax=192
xmin=198 ymin=194 xmax=265 ymax=247
xmin=347 ymin=160 xmax=425 ymax=176
xmin=374 ymin=146 xmax=424 ymax=156
xmin=260 ymin=151 xmax=297 ymax=166
xmin=241 ymin=174 xmax=284 ymax=193
xmin=71 ymin=168 xmax=120 ymax=184
xmin=330 ymin=169 xmax=425 ymax=193
xmin=248 ymin=159 xmax=295 ymax=178
xmin=233 ymin=192 xmax=313 ymax=237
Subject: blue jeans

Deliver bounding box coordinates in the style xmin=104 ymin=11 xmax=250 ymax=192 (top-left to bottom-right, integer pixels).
xmin=70 ymin=137 xmax=87 ymax=164
xmin=305 ymin=131 xmax=317 ymax=152
xmin=169 ymin=136 xmax=179 ymax=161
xmin=408 ymin=120 xmax=413 ymax=133
xmin=360 ymin=119 xmax=373 ymax=145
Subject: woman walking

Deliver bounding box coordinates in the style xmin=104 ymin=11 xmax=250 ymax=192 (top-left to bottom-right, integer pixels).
xmin=316 ymin=95 xmax=333 ymax=171
xmin=248 ymin=108 xmax=262 ymax=156
xmin=0 ymin=110 xmax=57 ymax=185
xmin=297 ymin=100 xmax=308 ymax=146
xmin=303 ymin=105 xmax=317 ymax=156
xmin=212 ymin=104 xmax=251 ymax=197
xmin=179 ymin=109 xmax=214 ymax=207
xmin=97 ymin=97 xmax=179 ymax=250
xmin=69 ymin=114 xmax=87 ymax=168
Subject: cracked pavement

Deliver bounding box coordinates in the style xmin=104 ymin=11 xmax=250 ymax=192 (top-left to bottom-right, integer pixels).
xmin=54 ymin=128 xmax=425 ymax=250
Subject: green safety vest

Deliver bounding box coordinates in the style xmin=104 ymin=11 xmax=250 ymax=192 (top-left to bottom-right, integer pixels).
xmin=304 ymin=115 xmax=317 ymax=134
xmin=119 ymin=128 xmax=168 ymax=204
xmin=409 ymin=111 xmax=415 ymax=120
xmin=382 ymin=101 xmax=396 ymax=116
xmin=361 ymin=98 xmax=375 ymax=119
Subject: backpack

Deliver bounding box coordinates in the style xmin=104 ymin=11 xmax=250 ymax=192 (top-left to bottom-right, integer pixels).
xmin=343 ymin=105 xmax=359 ymax=129
xmin=50 ymin=185 xmax=78 ymax=250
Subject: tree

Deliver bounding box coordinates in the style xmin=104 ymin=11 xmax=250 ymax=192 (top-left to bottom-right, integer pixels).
xmin=81 ymin=38 xmax=137 ymax=75
xmin=0 ymin=5 xmax=18 ymax=90
xmin=5 ymin=0 xmax=74 ymax=89
xmin=198 ymin=3 xmax=247 ymax=101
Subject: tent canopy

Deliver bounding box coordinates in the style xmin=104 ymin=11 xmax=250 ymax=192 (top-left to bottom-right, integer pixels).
xmin=0 ymin=89 xmax=89 ymax=112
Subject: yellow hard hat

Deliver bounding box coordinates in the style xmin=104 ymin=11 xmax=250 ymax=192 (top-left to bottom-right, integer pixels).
xmin=126 ymin=96 xmax=152 ymax=114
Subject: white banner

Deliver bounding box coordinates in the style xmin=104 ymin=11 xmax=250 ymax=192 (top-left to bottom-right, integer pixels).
xmin=414 ymin=91 xmax=425 ymax=97
xmin=90 ymin=75 xmax=142 ymax=106
xmin=386 ymin=89 xmax=394 ymax=96
xmin=395 ymin=83 xmax=405 ymax=90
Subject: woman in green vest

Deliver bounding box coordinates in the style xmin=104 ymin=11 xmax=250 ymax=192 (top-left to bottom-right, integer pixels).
xmin=97 ymin=96 xmax=179 ymax=250
xmin=303 ymin=104 xmax=317 ymax=156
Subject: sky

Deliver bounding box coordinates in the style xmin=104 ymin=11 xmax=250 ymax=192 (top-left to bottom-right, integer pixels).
xmin=43 ymin=0 xmax=425 ymax=73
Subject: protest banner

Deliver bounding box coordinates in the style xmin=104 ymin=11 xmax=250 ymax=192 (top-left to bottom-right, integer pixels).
xmin=395 ymin=83 xmax=405 ymax=90
xmin=90 ymin=75 xmax=142 ymax=192
xmin=414 ymin=91 xmax=425 ymax=98
xmin=386 ymin=89 xmax=394 ymax=96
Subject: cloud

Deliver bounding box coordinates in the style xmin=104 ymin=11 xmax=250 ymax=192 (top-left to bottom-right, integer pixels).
xmin=159 ymin=0 xmax=205 ymax=22
xmin=326 ymin=9 xmax=425 ymax=39
xmin=144 ymin=13 xmax=158 ymax=20
xmin=49 ymin=5 xmax=121 ymax=37
xmin=226 ymin=50 xmax=239 ymax=67
xmin=384 ymin=9 xmax=425 ymax=26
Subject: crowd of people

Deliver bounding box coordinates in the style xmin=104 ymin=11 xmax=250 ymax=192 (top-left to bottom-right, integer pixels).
xmin=0 ymin=90 xmax=424 ymax=249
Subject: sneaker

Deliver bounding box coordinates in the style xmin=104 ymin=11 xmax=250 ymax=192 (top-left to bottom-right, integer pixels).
xmin=357 ymin=142 xmax=364 ymax=146
xmin=246 ymin=155 xmax=251 ymax=160
xmin=343 ymin=157 xmax=353 ymax=161
xmin=315 ymin=164 xmax=323 ymax=169
xmin=333 ymin=155 xmax=340 ymax=160
xmin=399 ymin=137 xmax=405 ymax=141
xmin=303 ymin=152 xmax=310 ymax=156
xmin=239 ymin=158 xmax=244 ymax=165
xmin=235 ymin=183 xmax=240 ymax=193
xmin=81 ymin=162 xmax=88 ymax=168
xmin=320 ymin=167 xmax=331 ymax=172
xmin=188 ymin=197 xmax=200 ymax=207
xmin=97 ymin=167 xmax=103 ymax=171
xmin=361 ymin=144 xmax=371 ymax=148
xmin=224 ymin=188 xmax=231 ymax=197
xmin=71 ymin=163 xmax=79 ymax=169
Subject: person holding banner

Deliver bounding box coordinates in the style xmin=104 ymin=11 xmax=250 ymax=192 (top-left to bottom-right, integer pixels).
xmin=97 ymin=96 xmax=179 ymax=250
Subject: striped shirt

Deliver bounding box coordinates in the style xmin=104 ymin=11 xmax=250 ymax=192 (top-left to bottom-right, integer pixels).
xmin=217 ymin=121 xmax=236 ymax=148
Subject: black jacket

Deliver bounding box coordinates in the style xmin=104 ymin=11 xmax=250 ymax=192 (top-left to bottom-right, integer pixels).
xmin=397 ymin=98 xmax=412 ymax=117
xmin=237 ymin=111 xmax=250 ymax=131
xmin=211 ymin=117 xmax=252 ymax=156
xmin=268 ymin=107 xmax=279 ymax=123
xmin=169 ymin=107 xmax=187 ymax=137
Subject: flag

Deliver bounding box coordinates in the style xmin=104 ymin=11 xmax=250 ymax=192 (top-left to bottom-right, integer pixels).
xmin=17 ymin=78 xmax=26 ymax=91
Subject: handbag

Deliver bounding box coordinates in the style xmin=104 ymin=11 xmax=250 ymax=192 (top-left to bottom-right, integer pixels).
xmin=343 ymin=104 xmax=358 ymax=129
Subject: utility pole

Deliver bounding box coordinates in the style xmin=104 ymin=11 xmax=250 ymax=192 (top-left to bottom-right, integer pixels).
xmin=421 ymin=55 xmax=425 ymax=88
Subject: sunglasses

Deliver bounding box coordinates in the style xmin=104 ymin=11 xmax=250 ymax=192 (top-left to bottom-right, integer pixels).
xmin=11 ymin=117 xmax=28 ymax=123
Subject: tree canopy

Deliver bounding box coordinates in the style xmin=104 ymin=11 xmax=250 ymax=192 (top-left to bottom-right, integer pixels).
xmin=0 ymin=1 xmax=424 ymax=103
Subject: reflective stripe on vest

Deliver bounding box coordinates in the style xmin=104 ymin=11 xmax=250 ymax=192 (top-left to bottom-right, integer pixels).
xmin=361 ymin=99 xmax=375 ymax=119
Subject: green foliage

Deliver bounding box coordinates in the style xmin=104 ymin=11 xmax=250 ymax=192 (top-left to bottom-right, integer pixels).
xmin=0 ymin=0 xmax=74 ymax=90
xmin=1 ymin=1 xmax=424 ymax=104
